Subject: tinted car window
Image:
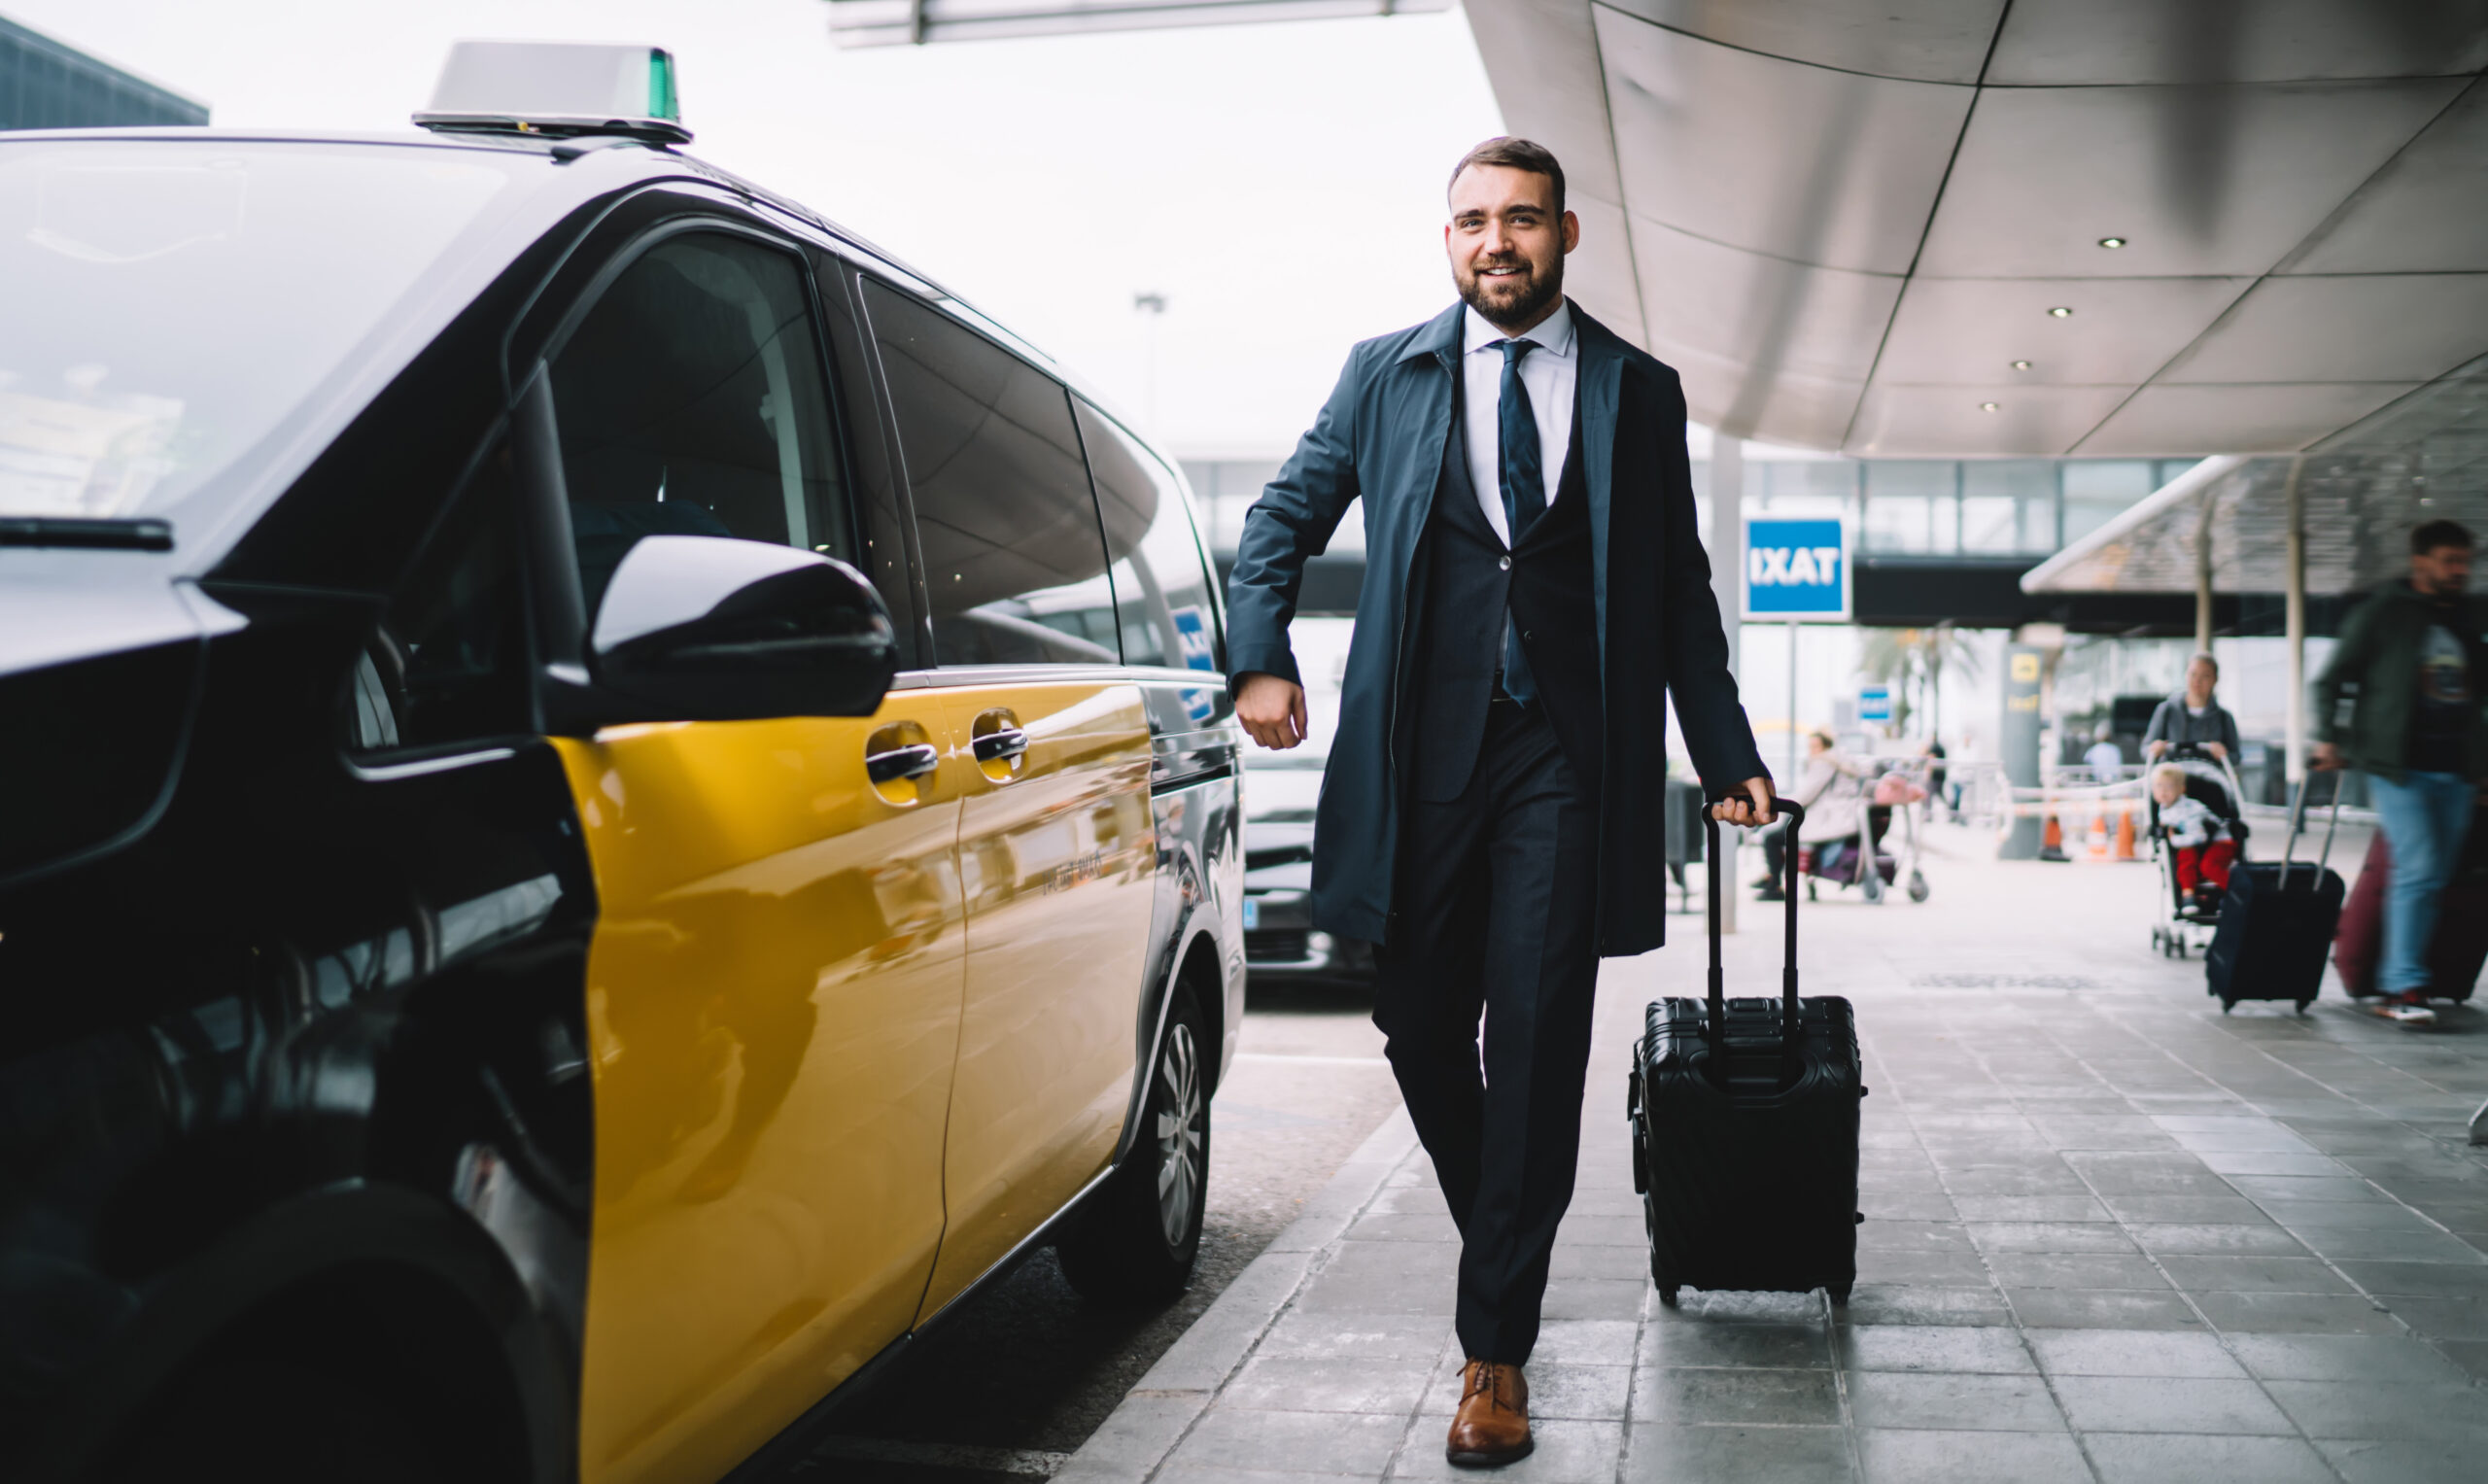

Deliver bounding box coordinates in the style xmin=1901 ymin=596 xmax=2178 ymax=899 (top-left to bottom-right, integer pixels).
xmin=550 ymin=231 xmax=849 ymax=616
xmin=861 ymin=279 xmax=1117 ymax=668
xmin=0 ymin=140 xmax=533 ymax=533
xmin=1080 ymin=401 xmax=1222 ymax=675
xmin=346 ymin=438 xmax=530 ymax=754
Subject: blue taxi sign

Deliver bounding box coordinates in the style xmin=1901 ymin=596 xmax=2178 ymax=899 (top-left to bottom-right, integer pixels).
xmin=415 ymin=42 xmax=690 ymax=144
xmin=1744 ymin=516 xmax=1849 ymax=622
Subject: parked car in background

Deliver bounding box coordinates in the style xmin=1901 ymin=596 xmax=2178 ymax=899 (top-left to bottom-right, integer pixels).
xmin=1239 ymin=618 xmax=1373 ymax=986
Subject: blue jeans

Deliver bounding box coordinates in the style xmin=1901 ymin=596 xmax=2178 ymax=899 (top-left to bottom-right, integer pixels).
xmin=2368 ymin=771 xmax=2474 ymax=994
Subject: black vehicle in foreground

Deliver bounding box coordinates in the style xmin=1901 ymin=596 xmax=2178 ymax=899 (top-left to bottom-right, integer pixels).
xmin=1 ymin=42 xmax=1243 ymax=1484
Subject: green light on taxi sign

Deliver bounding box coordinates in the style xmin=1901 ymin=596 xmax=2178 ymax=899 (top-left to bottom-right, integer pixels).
xmin=646 ymin=49 xmax=679 ymax=122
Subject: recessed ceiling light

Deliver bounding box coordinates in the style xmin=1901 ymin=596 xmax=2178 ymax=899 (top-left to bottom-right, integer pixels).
xmin=2097 ymin=236 xmax=2126 ymax=249
xmin=2047 ymin=306 xmax=2074 ymax=318
xmin=1979 ymin=401 xmax=2001 ymax=412
xmin=2010 ymin=360 xmax=2033 ymax=371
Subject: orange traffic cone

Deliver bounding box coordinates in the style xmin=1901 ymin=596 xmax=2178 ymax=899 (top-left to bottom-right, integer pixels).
xmin=2114 ymin=806 xmax=2138 ymax=861
xmin=2038 ymin=810 xmax=2069 ymax=862
xmin=2088 ymin=811 xmax=2111 ymax=858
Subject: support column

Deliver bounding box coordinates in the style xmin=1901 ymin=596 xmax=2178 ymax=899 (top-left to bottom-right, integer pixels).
xmin=2194 ymin=490 xmax=2216 ymax=653
xmin=2284 ymin=456 xmax=2307 ymax=786
xmin=1710 ymin=437 xmax=1744 ymax=935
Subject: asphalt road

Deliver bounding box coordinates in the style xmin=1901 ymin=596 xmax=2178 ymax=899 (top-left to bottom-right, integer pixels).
xmin=763 ymin=981 xmax=1402 ymax=1482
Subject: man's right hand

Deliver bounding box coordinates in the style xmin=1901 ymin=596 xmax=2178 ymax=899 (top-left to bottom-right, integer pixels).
xmin=1236 ymin=673 xmax=1309 ymax=750
xmin=2312 ymin=742 xmax=2345 ymax=772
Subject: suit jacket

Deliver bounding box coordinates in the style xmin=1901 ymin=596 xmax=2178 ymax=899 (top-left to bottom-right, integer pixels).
xmin=1225 ymin=299 xmax=1767 ymax=956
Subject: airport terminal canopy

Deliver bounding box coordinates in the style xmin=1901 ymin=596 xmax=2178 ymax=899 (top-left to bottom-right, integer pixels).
xmin=2023 ymin=352 xmax=2488 ymax=598
xmin=1461 ymin=0 xmax=2488 ymax=459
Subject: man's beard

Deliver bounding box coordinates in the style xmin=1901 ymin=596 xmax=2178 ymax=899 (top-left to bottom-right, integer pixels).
xmin=1458 ymin=255 xmax=1563 ymax=330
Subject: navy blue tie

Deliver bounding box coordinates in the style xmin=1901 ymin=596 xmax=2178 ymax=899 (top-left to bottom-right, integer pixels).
xmin=1494 ymin=338 xmax=1543 ymax=705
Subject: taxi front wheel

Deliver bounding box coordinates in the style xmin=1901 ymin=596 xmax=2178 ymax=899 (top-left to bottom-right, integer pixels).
xmin=1058 ymin=982 xmax=1210 ymax=1305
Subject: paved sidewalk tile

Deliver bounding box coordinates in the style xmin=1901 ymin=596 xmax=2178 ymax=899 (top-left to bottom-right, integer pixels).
xmin=1058 ymin=843 xmax=2488 ymax=1484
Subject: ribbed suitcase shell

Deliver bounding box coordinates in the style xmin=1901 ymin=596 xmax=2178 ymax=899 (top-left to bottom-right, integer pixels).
xmin=1628 ymin=801 xmax=1863 ymax=1306
xmin=2205 ymin=779 xmax=2347 ymax=1013
xmin=1631 ymin=997 xmax=1862 ymax=1302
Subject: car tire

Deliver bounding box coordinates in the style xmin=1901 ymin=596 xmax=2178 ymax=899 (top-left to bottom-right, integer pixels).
xmin=1058 ymin=981 xmax=1210 ymax=1306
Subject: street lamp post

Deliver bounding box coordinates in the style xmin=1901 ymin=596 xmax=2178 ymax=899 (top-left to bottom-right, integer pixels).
xmin=1133 ymin=292 xmax=1166 ymax=430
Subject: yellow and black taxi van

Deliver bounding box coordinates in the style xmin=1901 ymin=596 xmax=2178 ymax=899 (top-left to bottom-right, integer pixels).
xmin=0 ymin=43 xmax=1242 ymax=1484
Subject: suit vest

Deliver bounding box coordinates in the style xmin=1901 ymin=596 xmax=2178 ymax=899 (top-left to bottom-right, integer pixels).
xmin=1406 ymin=390 xmax=1601 ymax=803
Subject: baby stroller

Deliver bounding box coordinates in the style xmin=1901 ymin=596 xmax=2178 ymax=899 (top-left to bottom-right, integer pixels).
xmin=1797 ymin=764 xmax=1931 ymax=905
xmin=2148 ymin=743 xmax=2251 ymax=959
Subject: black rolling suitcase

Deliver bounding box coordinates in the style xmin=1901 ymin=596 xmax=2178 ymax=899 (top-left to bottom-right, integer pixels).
xmin=2205 ymin=777 xmax=2344 ymax=1015
xmin=1628 ymin=799 xmax=1864 ymax=1307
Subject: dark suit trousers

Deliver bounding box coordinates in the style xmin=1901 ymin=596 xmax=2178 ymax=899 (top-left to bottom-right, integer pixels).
xmin=1373 ymin=701 xmax=1601 ymax=1364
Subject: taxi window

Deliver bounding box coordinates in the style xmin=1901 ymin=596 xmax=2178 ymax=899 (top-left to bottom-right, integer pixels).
xmin=1079 ymin=401 xmax=1223 ymax=676
xmin=860 ymin=279 xmax=1119 ymax=669
xmin=346 ymin=438 xmax=531 ymax=756
xmin=549 ymin=231 xmax=850 ymax=618
xmin=0 ymin=140 xmax=531 ymax=531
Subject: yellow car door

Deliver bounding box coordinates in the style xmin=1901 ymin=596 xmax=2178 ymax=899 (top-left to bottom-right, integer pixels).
xmin=858 ymin=280 xmax=1156 ymax=1316
xmin=527 ymin=227 xmax=968 ymax=1484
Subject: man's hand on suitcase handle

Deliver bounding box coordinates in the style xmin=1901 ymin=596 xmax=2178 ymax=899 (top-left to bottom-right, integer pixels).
xmin=1710 ymin=777 xmax=1778 ymax=828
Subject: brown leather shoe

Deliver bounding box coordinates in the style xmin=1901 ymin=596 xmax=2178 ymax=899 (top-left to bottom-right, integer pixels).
xmin=1445 ymin=1359 xmax=1532 ymax=1467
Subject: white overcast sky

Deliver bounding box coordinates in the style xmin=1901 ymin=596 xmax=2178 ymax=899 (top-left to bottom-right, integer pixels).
xmin=11 ymin=0 xmax=1520 ymax=455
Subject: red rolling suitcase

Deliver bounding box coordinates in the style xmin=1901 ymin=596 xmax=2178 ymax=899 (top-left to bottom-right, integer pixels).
xmin=2333 ymin=803 xmax=2488 ymax=1003
xmin=1629 ymin=799 xmax=1864 ymax=1307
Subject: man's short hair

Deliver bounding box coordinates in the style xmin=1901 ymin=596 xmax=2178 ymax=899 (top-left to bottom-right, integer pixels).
xmin=2189 ymin=651 xmax=2219 ymax=677
xmin=2412 ymin=518 xmax=2473 ymax=555
xmin=1448 ymin=137 xmax=1566 ymax=216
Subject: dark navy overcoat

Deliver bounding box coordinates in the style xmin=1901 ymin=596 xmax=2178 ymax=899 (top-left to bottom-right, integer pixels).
xmin=1225 ymin=300 xmax=1768 ymax=957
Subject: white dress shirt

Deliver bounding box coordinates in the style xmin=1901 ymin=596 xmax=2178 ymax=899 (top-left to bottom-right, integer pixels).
xmin=1461 ymin=299 xmax=1577 ymax=547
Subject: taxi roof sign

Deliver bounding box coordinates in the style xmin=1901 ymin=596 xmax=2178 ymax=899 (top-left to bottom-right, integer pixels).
xmin=415 ymin=41 xmax=689 ymax=144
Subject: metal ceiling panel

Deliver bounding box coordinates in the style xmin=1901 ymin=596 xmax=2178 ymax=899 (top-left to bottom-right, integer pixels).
xmin=1560 ymin=191 xmax=1647 ymax=349
xmin=1646 ymin=336 xmax=1865 ymax=448
xmin=1594 ymin=0 xmax=2005 ymax=85
xmin=2160 ymin=274 xmax=2488 ymax=384
xmin=1627 ymin=215 xmax=1901 ymax=384
xmin=2076 ymin=382 xmax=2420 ymax=455
xmin=1849 ymin=383 xmax=2129 ymax=456
xmin=1873 ymin=275 xmax=2252 ymax=386
xmin=1916 ymin=79 xmax=2464 ymax=278
xmin=1463 ymin=0 xmax=1625 ymax=207
xmin=1987 ymin=0 xmax=2488 ymax=86
xmin=2284 ymin=78 xmax=2488 ymax=274
xmin=1595 ymin=8 xmax=1971 ymax=274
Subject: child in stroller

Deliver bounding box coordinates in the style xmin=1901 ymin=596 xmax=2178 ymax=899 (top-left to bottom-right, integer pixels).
xmin=2152 ymin=763 xmax=2237 ymax=913
xmin=2147 ymin=745 xmax=2251 ymax=958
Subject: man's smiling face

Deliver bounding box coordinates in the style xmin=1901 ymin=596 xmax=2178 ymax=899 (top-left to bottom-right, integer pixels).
xmin=1446 ymin=163 xmax=1577 ymax=333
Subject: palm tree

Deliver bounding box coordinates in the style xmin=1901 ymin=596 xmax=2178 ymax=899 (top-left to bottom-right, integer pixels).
xmin=1858 ymin=624 xmax=1983 ymax=740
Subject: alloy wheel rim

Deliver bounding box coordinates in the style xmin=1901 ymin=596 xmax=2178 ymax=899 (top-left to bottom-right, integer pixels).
xmin=1154 ymin=1022 xmax=1203 ymax=1246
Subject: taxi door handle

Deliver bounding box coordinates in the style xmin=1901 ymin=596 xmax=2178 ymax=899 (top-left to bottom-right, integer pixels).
xmin=972 ymin=728 xmax=1028 ymax=764
xmin=866 ymin=742 xmax=940 ymax=783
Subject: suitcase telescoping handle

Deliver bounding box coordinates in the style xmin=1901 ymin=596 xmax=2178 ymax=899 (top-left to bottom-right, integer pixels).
xmin=1703 ymin=796 xmax=1806 ymax=1060
xmin=2276 ymin=771 xmax=2346 ymax=893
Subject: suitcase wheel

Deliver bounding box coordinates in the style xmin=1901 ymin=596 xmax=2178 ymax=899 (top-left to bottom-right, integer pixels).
xmin=2296 ymin=998 xmax=2314 ymax=1016
xmin=2219 ymin=996 xmax=2236 ymax=1014
xmin=1658 ymin=1286 xmax=1680 ymax=1308
xmin=1827 ymin=1285 xmax=1851 ymax=1306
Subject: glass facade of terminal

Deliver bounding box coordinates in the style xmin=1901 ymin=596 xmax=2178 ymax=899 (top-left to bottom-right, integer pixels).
xmin=1178 ymin=453 xmax=2203 ymax=564
xmin=1 ymin=17 xmax=207 ymax=132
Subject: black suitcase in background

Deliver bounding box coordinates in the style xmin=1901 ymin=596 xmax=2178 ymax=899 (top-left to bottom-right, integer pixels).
xmin=2206 ymin=777 xmax=2345 ymax=1014
xmin=1629 ymin=799 xmax=1864 ymax=1306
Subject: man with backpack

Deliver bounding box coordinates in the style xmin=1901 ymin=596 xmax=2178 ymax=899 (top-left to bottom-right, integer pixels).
xmin=2313 ymin=519 xmax=2488 ymax=1015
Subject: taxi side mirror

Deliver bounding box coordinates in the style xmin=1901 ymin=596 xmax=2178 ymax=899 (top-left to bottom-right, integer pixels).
xmin=585 ymin=535 xmax=897 ymax=724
